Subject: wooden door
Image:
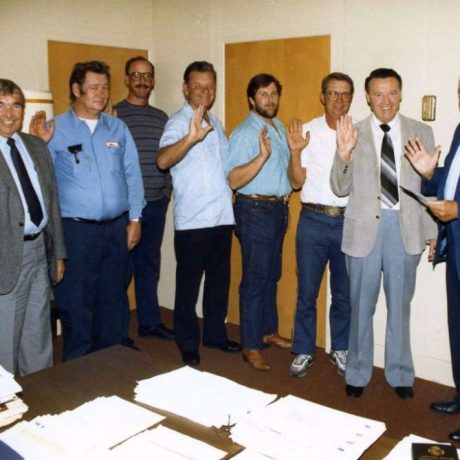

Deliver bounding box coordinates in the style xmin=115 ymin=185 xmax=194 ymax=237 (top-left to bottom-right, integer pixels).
xmin=225 ymin=36 xmax=330 ymax=344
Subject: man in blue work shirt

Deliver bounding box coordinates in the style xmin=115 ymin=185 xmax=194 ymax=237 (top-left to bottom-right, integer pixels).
xmin=157 ymin=61 xmax=240 ymax=366
xmin=30 ymin=61 xmax=145 ymax=360
xmin=227 ymin=74 xmax=296 ymax=371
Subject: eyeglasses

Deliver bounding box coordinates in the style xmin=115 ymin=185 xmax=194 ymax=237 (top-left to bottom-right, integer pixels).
xmin=129 ymin=72 xmax=154 ymax=81
xmin=325 ymin=91 xmax=352 ymax=102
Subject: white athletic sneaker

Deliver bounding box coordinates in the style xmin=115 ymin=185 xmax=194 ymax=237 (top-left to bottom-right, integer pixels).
xmin=330 ymin=350 xmax=347 ymax=376
xmin=290 ymin=354 xmax=314 ymax=378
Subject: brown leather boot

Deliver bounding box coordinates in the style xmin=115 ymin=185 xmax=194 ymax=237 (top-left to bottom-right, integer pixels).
xmin=242 ymin=349 xmax=270 ymax=371
xmin=263 ymin=334 xmax=292 ymax=349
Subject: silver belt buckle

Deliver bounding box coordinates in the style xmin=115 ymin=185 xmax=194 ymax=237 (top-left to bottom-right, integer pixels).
xmin=325 ymin=206 xmax=341 ymax=217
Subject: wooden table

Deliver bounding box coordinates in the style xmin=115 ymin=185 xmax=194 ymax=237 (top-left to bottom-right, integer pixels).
xmin=13 ymin=345 xmax=396 ymax=459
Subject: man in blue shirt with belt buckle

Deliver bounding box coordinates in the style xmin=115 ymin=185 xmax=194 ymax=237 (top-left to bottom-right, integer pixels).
xmin=31 ymin=61 xmax=145 ymax=361
xmin=227 ymin=74 xmax=298 ymax=371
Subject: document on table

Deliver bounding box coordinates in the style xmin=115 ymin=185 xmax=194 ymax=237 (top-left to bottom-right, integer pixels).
xmin=384 ymin=434 xmax=460 ymax=459
xmin=0 ymin=395 xmax=164 ymax=459
xmin=107 ymin=425 xmax=226 ymax=460
xmin=135 ymin=366 xmax=277 ymax=428
xmin=231 ymin=394 xmax=386 ymax=460
xmin=0 ymin=365 xmax=22 ymax=404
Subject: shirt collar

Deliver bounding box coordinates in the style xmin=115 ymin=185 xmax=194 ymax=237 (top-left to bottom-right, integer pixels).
xmin=0 ymin=131 xmax=20 ymax=149
xmin=371 ymin=112 xmax=400 ymax=132
xmin=69 ymin=108 xmax=109 ymax=129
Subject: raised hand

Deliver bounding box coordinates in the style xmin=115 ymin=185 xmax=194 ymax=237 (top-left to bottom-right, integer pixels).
xmin=189 ymin=105 xmax=213 ymax=142
xmin=405 ymin=138 xmax=441 ymax=179
xmin=287 ymin=118 xmax=310 ymax=153
xmin=29 ymin=110 xmax=55 ymax=144
xmin=104 ymin=98 xmax=117 ymax=117
xmin=259 ymin=126 xmax=272 ymax=160
xmin=336 ymin=115 xmax=358 ymax=161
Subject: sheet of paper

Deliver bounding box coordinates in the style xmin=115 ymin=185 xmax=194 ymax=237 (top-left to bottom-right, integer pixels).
xmin=109 ymin=425 xmax=226 ymax=460
xmin=0 ymin=396 xmax=165 ymax=459
xmin=231 ymin=395 xmax=386 ymax=460
xmin=0 ymin=365 xmax=22 ymax=404
xmin=400 ymin=185 xmax=433 ymax=206
xmin=135 ymin=366 xmax=277 ymax=428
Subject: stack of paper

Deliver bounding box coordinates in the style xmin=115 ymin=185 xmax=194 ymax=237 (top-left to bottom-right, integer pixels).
xmin=134 ymin=366 xmax=277 ymax=428
xmin=231 ymin=395 xmax=386 ymax=460
xmin=0 ymin=366 xmax=28 ymax=427
xmin=106 ymin=425 xmax=226 ymax=460
xmin=0 ymin=395 xmax=164 ymax=459
xmin=384 ymin=434 xmax=460 ymax=459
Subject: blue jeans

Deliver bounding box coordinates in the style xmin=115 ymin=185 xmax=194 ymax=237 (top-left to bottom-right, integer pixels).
xmin=234 ymin=194 xmax=288 ymax=349
xmin=125 ymin=197 xmax=169 ymax=331
xmin=292 ymin=207 xmax=351 ymax=355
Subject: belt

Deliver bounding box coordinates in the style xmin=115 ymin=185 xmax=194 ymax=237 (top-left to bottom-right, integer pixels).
xmin=24 ymin=231 xmax=42 ymax=241
xmin=239 ymin=193 xmax=289 ymax=204
xmin=65 ymin=213 xmax=125 ymax=225
xmin=302 ymin=202 xmax=345 ymax=217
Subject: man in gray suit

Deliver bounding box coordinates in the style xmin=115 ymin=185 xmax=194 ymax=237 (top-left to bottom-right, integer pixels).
xmin=0 ymin=79 xmax=66 ymax=375
xmin=330 ymin=68 xmax=436 ymax=399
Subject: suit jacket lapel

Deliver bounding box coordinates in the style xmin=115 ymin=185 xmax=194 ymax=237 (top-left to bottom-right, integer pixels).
xmin=360 ymin=116 xmax=378 ymax=165
xmin=0 ymin=144 xmax=21 ymax=199
xmin=438 ymin=122 xmax=460 ymax=199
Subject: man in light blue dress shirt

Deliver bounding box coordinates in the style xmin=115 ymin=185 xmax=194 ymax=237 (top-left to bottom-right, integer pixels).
xmin=31 ymin=61 xmax=145 ymax=361
xmin=157 ymin=61 xmax=240 ymax=366
xmin=227 ymin=73 xmax=294 ymax=371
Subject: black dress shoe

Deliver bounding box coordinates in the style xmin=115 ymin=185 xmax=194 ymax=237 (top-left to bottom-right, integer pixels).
xmin=431 ymin=400 xmax=460 ymax=414
xmin=346 ymin=384 xmax=364 ymax=398
xmin=121 ymin=337 xmax=140 ymax=351
xmin=182 ymin=351 xmax=200 ymax=366
xmin=395 ymin=386 xmax=414 ymax=400
xmin=139 ymin=323 xmax=174 ymax=340
xmin=204 ymin=340 xmax=241 ymax=353
xmin=449 ymin=428 xmax=460 ymax=442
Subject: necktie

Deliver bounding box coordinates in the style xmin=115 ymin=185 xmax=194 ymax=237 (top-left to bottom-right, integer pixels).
xmin=380 ymin=124 xmax=399 ymax=207
xmin=8 ymin=138 xmax=44 ymax=227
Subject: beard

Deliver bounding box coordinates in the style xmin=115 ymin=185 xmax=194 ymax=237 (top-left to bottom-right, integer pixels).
xmin=254 ymin=103 xmax=278 ymax=119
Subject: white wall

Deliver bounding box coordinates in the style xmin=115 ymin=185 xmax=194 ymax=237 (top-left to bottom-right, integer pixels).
xmin=2 ymin=0 xmax=458 ymax=386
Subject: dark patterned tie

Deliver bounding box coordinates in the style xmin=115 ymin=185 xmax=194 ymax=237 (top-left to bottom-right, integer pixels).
xmin=380 ymin=124 xmax=398 ymax=207
xmin=8 ymin=138 xmax=43 ymax=227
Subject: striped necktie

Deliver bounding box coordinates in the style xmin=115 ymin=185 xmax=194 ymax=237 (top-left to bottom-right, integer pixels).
xmin=380 ymin=124 xmax=398 ymax=207
xmin=8 ymin=137 xmax=44 ymax=227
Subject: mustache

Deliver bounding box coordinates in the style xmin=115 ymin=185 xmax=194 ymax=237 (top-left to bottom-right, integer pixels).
xmin=134 ymin=84 xmax=150 ymax=89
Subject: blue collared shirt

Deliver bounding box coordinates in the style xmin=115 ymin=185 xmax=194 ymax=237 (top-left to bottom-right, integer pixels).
xmin=160 ymin=102 xmax=234 ymax=230
xmin=0 ymin=133 xmax=48 ymax=234
xmin=48 ymin=110 xmax=145 ymax=220
xmin=227 ymin=111 xmax=292 ymax=197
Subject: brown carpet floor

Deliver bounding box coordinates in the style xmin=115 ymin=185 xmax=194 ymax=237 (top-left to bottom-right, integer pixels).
xmin=53 ymin=307 xmax=459 ymax=446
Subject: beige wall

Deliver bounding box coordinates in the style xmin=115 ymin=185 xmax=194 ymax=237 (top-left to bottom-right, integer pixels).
xmin=2 ymin=0 xmax=459 ymax=386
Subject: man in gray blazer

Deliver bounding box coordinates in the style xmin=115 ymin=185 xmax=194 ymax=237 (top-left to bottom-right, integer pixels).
xmin=330 ymin=68 xmax=436 ymax=399
xmin=0 ymin=79 xmax=66 ymax=376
